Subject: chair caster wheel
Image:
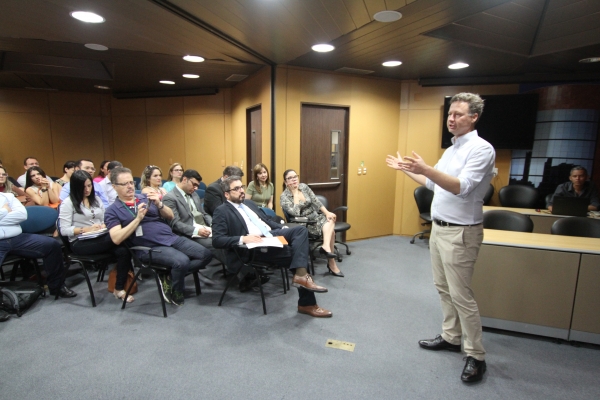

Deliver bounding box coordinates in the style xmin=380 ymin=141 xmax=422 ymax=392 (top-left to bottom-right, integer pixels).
xmin=346 ymin=250 xmax=351 ymax=255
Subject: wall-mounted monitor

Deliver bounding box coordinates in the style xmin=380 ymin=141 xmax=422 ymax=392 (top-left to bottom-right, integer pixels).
xmin=441 ymin=94 xmax=539 ymax=149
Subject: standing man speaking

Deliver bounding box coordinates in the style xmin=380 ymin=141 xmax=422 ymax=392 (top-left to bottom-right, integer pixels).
xmin=386 ymin=93 xmax=495 ymax=383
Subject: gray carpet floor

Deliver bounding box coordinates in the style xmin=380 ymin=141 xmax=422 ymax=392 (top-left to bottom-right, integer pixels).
xmin=1 ymin=236 xmax=599 ymax=399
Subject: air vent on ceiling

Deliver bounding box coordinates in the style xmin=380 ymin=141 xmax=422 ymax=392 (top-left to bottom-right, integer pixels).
xmin=335 ymin=67 xmax=374 ymax=75
xmin=226 ymin=74 xmax=248 ymax=82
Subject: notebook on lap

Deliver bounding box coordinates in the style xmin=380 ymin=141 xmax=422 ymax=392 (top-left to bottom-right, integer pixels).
xmin=551 ymin=196 xmax=589 ymax=217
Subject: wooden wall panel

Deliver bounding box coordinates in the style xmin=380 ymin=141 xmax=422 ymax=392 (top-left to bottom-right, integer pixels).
xmin=184 ymin=92 xmax=225 ymax=114
xmin=49 ymin=115 xmax=105 ymax=174
xmin=184 ymin=114 xmax=226 ymax=182
xmin=146 ymin=97 xmax=184 ymax=116
xmin=0 ymin=90 xmax=48 ymax=113
xmin=147 ymin=115 xmax=186 ymax=175
xmin=110 ymin=98 xmax=146 ymax=116
xmin=49 ymin=92 xmax=101 ymax=116
xmin=112 ymin=116 xmax=149 ymax=176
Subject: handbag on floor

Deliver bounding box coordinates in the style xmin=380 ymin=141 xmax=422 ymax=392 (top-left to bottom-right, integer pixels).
xmin=107 ymin=269 xmax=138 ymax=294
xmin=0 ymin=281 xmax=45 ymax=317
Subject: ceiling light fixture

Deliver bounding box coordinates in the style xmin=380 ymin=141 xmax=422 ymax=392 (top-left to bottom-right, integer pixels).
xmin=312 ymin=44 xmax=334 ymax=53
xmin=183 ymin=74 xmax=199 ymax=78
xmin=94 ymin=85 xmax=110 ymax=90
xmin=382 ymin=61 xmax=402 ymax=67
xmin=373 ymin=11 xmax=402 ymax=22
xmin=70 ymin=11 xmax=105 ymax=23
xmin=448 ymin=62 xmax=469 ymax=69
xmin=85 ymin=44 xmax=108 ymax=51
xmin=579 ymin=57 xmax=600 ymax=63
xmin=183 ymin=55 xmax=204 ymax=62
xmin=160 ymin=80 xmax=175 ymax=85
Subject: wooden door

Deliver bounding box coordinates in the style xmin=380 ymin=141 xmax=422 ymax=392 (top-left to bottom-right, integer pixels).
xmin=300 ymin=104 xmax=348 ymax=222
xmin=246 ymin=105 xmax=262 ymax=182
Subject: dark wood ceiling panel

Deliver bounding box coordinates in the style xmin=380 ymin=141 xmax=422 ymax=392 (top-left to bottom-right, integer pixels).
xmin=533 ymin=25 xmax=600 ymax=55
xmin=483 ymin=1 xmax=542 ymax=26
xmin=385 ymin=0 xmax=410 ymax=11
xmin=511 ymin=0 xmax=546 ymax=12
xmin=341 ymin=0 xmax=374 ymax=27
xmin=544 ymin=0 xmax=600 ymax=24
xmin=426 ymin=24 xmax=533 ymax=55
xmin=322 ymin=0 xmax=359 ymax=33
xmin=363 ymin=0 xmax=389 ymax=17
xmin=459 ymin=12 xmax=538 ymax=41
xmin=537 ymin=13 xmax=600 ymax=42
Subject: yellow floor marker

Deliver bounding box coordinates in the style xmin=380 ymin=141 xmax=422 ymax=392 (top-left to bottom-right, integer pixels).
xmin=326 ymin=339 xmax=355 ymax=352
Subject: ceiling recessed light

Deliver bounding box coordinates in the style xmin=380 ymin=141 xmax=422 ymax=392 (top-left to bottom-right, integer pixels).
xmin=448 ymin=62 xmax=469 ymax=69
xmin=382 ymin=61 xmax=402 ymax=67
xmin=160 ymin=80 xmax=175 ymax=85
xmin=579 ymin=57 xmax=600 ymax=63
xmin=85 ymin=43 xmax=108 ymax=51
xmin=183 ymin=55 xmax=205 ymax=62
xmin=373 ymin=11 xmax=402 ymax=22
xmin=182 ymin=74 xmax=200 ymax=78
xmin=70 ymin=11 xmax=105 ymax=23
xmin=94 ymin=85 xmax=110 ymax=90
xmin=312 ymin=44 xmax=335 ymax=53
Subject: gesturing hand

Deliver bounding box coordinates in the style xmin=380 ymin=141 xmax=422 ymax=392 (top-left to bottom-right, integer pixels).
xmin=398 ymin=151 xmax=429 ymax=175
xmin=385 ymin=152 xmax=404 ymax=170
xmin=136 ymin=202 xmax=148 ymax=220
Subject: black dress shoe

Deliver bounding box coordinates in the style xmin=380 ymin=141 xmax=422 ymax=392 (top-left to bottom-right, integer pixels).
xmin=49 ymin=285 xmax=77 ymax=298
xmin=0 ymin=311 xmax=10 ymax=322
xmin=327 ymin=265 xmax=344 ymax=277
xmin=461 ymin=356 xmax=486 ymax=383
xmin=418 ymin=334 xmax=461 ymax=352
xmin=319 ymin=247 xmax=337 ymax=259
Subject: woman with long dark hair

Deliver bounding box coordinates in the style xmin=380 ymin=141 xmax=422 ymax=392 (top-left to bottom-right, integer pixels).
xmin=141 ymin=165 xmax=167 ymax=199
xmin=25 ymin=166 xmax=60 ymax=208
xmin=94 ymin=160 xmax=110 ymax=183
xmin=58 ymin=170 xmax=134 ymax=302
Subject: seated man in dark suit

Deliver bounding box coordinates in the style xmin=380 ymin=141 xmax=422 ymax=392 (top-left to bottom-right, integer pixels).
xmin=204 ymin=165 xmax=244 ymax=216
xmin=212 ymin=175 xmax=332 ymax=318
xmin=162 ymin=169 xmax=224 ymax=263
xmin=548 ymin=166 xmax=600 ymax=212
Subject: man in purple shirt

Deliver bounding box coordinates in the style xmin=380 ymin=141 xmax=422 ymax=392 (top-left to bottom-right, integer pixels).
xmin=104 ymin=167 xmax=212 ymax=306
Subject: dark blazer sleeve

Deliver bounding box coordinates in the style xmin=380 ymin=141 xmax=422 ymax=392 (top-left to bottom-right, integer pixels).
xmin=212 ymin=203 xmax=245 ymax=249
xmin=204 ymin=181 xmax=224 ymax=216
xmin=162 ymin=191 xmax=194 ymax=237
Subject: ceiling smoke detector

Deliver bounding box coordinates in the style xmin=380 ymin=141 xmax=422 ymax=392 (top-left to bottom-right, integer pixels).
xmin=374 ymin=11 xmax=402 ymax=22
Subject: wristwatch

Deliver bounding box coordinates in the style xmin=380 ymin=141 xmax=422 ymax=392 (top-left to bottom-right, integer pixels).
xmin=40 ymin=188 xmax=48 ymax=193
xmin=158 ymin=202 xmax=164 ymax=209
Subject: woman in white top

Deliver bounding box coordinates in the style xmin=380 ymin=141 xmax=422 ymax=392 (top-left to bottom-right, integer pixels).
xmin=58 ymin=170 xmax=134 ymax=303
xmin=140 ymin=165 xmax=167 ymax=199
xmin=25 ymin=166 xmax=60 ymax=208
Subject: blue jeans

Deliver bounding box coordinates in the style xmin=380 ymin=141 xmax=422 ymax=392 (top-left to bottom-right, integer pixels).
xmin=0 ymin=233 xmax=65 ymax=291
xmin=139 ymin=236 xmax=213 ymax=293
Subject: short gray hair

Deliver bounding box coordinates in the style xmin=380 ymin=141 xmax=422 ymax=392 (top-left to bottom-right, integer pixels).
xmin=570 ymin=166 xmax=588 ymax=176
xmin=110 ymin=166 xmax=132 ymax=185
xmin=220 ymin=175 xmax=242 ymax=193
xmin=450 ymin=92 xmax=485 ymax=120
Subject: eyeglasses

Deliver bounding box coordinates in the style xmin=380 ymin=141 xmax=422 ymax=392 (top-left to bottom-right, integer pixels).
xmin=113 ymin=181 xmax=135 ymax=187
xmin=286 ymin=175 xmax=299 ymax=181
xmin=173 ymin=169 xmax=183 ymax=172
xmin=227 ymin=185 xmax=246 ymax=193
xmin=189 ymin=180 xmax=200 ymax=189
xmin=0 ymin=173 xmax=7 ymax=177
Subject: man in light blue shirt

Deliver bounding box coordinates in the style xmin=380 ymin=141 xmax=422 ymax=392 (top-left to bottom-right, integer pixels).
xmin=60 ymin=159 xmax=109 ymax=207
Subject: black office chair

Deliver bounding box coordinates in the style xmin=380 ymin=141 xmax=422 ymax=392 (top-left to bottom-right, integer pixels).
xmin=411 ymin=186 xmax=434 ymax=244
xmin=218 ymin=245 xmax=289 ymax=315
xmin=483 ymin=210 xmax=534 ymax=232
xmin=551 ymin=217 xmax=600 ymax=238
xmin=498 ymin=185 xmax=539 ymax=208
xmin=315 ymin=195 xmax=351 ymax=257
xmin=483 ymin=184 xmax=494 ymax=205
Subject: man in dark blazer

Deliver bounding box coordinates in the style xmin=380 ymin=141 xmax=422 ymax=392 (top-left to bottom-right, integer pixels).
xmin=204 ymin=165 xmax=244 ymax=216
xmin=212 ymin=175 xmax=332 ymax=318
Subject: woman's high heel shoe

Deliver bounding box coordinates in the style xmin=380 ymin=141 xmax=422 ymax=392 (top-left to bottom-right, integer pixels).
xmin=319 ymin=247 xmax=337 ymax=259
xmin=327 ymin=265 xmax=345 ymax=277
xmin=114 ymin=289 xmax=134 ymax=303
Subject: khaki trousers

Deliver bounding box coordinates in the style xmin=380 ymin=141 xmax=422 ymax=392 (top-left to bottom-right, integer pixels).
xmin=429 ymin=223 xmax=486 ymax=360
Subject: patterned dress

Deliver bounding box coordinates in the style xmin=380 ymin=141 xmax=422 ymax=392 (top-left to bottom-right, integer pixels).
xmin=280 ymin=183 xmax=326 ymax=236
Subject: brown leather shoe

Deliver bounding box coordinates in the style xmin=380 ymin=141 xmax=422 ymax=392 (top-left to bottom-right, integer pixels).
xmin=298 ymin=305 xmax=332 ymax=318
xmin=292 ymin=274 xmax=328 ymax=293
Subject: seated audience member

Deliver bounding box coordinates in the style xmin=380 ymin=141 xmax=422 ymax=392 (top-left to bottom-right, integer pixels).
xmin=105 ymin=167 xmax=213 ymax=306
xmin=58 ymin=170 xmax=134 ymax=302
xmin=0 ymin=160 xmax=22 ymax=188
xmin=246 ymin=163 xmax=274 ymax=209
xmin=163 ymin=163 xmax=184 ymax=192
xmin=94 ymin=160 xmax=110 ymax=183
xmin=0 ymin=192 xmax=76 ymax=298
xmin=17 ymin=157 xmax=54 ymax=187
xmin=548 ymin=166 xmax=600 ymax=212
xmin=212 ymin=176 xmax=332 ymax=317
xmin=162 ymin=169 xmax=223 ymax=263
xmin=204 ymin=165 xmax=244 ymax=216
xmin=25 ymin=166 xmax=61 ymax=208
xmin=0 ymin=166 xmax=26 ymax=198
xmin=141 ymin=165 xmax=167 ymax=199
xmin=97 ymin=161 xmax=122 ymax=206
xmin=280 ymin=169 xmax=343 ymax=277
xmin=60 ymin=159 xmax=109 ymax=208
xmin=53 ymin=160 xmax=76 ymax=198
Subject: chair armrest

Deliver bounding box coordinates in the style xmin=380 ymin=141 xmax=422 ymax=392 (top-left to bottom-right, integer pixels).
xmin=331 ymin=206 xmax=348 ymax=213
xmin=289 ymin=217 xmax=316 ymax=225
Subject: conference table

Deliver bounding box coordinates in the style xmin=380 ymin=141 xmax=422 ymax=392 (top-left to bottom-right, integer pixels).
xmin=473 ymin=228 xmax=600 ymax=345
